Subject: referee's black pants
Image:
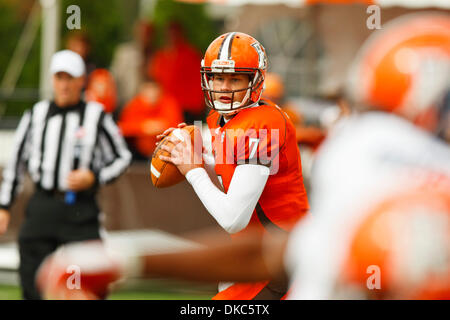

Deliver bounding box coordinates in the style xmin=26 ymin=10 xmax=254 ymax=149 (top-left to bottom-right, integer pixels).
xmin=18 ymin=189 xmax=101 ymax=300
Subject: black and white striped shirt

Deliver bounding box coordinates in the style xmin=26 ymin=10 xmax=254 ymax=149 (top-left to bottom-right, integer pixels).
xmin=0 ymin=99 xmax=132 ymax=209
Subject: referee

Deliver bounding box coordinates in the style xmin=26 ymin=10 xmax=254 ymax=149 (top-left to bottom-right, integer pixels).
xmin=0 ymin=50 xmax=132 ymax=299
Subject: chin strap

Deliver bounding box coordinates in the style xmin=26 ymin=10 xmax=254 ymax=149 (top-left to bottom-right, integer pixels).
xmin=216 ymin=100 xmax=260 ymax=116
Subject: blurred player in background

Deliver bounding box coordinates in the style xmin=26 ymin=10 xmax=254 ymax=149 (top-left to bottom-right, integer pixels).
xmin=85 ymin=68 xmax=118 ymax=114
xmin=36 ymin=13 xmax=450 ymax=300
xmin=263 ymin=72 xmax=325 ymax=149
xmin=66 ymin=31 xmax=96 ymax=77
xmin=110 ymin=20 xmax=154 ymax=111
xmin=118 ymin=80 xmax=183 ymax=159
xmin=148 ymin=22 xmax=205 ymax=123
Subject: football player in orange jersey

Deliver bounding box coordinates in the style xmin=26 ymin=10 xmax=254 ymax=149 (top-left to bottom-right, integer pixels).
xmin=156 ymin=32 xmax=309 ymax=300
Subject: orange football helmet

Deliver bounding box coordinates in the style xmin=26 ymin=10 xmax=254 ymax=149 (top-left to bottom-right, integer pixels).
xmin=263 ymin=72 xmax=284 ymax=102
xmin=201 ymin=32 xmax=268 ymax=115
xmin=347 ymin=13 xmax=450 ymax=131
xmin=340 ymin=186 xmax=450 ymax=299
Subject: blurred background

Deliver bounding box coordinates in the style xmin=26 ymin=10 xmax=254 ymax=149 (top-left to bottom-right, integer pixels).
xmin=0 ymin=0 xmax=448 ymax=299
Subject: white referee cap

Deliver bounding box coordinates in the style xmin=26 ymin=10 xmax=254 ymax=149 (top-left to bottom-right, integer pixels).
xmin=50 ymin=50 xmax=86 ymax=77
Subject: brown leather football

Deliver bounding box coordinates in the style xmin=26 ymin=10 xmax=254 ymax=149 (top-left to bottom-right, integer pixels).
xmin=150 ymin=125 xmax=196 ymax=188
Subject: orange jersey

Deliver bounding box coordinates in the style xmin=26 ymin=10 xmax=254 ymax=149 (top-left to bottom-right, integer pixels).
xmin=207 ymin=99 xmax=309 ymax=300
xmin=207 ymin=99 xmax=309 ymax=236
xmin=207 ymin=100 xmax=309 ymax=300
xmin=118 ymin=93 xmax=183 ymax=156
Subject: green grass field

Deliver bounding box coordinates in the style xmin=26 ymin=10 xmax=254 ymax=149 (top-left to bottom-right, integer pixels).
xmin=0 ymin=281 xmax=215 ymax=300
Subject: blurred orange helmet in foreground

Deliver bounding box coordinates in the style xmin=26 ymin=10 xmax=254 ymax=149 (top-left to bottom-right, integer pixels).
xmin=341 ymin=186 xmax=450 ymax=299
xmin=201 ymin=32 xmax=268 ymax=115
xmin=85 ymin=69 xmax=118 ymax=113
xmin=347 ymin=13 xmax=450 ymax=131
xmin=263 ymin=72 xmax=284 ymax=102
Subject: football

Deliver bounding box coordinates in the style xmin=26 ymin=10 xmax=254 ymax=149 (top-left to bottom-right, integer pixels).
xmin=150 ymin=125 xmax=197 ymax=188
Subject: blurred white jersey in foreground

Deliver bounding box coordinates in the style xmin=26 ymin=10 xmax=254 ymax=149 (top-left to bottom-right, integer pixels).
xmin=285 ymin=112 xmax=450 ymax=299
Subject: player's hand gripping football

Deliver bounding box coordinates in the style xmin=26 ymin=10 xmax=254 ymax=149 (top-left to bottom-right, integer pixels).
xmin=157 ymin=123 xmax=204 ymax=176
xmin=156 ymin=122 xmax=187 ymax=142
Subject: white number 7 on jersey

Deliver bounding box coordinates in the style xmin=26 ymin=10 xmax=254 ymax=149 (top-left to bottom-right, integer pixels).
xmin=249 ymin=138 xmax=260 ymax=159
